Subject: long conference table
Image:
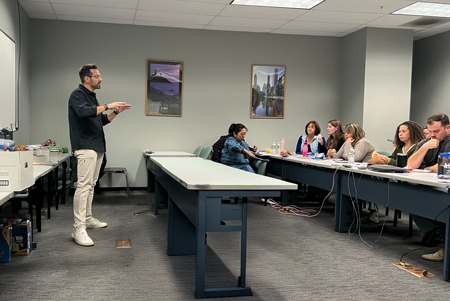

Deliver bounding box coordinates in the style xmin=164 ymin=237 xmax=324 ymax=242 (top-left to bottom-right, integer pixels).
xmin=0 ymin=153 xmax=71 ymax=232
xmin=150 ymin=156 xmax=297 ymax=298
xmin=262 ymin=153 xmax=450 ymax=281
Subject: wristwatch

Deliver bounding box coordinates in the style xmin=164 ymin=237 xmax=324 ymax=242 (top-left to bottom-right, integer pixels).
xmin=113 ymin=110 xmax=119 ymax=115
xmin=103 ymin=104 xmax=108 ymax=110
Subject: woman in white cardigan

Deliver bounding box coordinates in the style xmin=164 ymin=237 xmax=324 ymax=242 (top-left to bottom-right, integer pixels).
xmin=331 ymin=123 xmax=375 ymax=163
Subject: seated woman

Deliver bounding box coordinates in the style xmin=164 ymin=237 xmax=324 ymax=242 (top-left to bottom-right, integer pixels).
xmin=295 ymin=120 xmax=327 ymax=155
xmin=325 ymin=119 xmax=345 ymax=158
xmin=221 ymin=123 xmax=257 ymax=173
xmin=374 ymin=121 xmax=425 ymax=167
xmin=332 ymin=123 xmax=375 ymax=162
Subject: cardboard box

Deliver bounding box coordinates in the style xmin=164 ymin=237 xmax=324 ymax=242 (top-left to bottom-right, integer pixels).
xmin=11 ymin=220 xmax=32 ymax=255
xmin=0 ymin=215 xmax=32 ymax=256
xmin=0 ymin=151 xmax=34 ymax=192
xmin=33 ymin=147 xmax=50 ymax=163
xmin=0 ymin=224 xmax=12 ymax=263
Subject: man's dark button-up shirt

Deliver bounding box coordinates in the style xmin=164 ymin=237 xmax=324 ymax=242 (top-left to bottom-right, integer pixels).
xmin=68 ymin=84 xmax=110 ymax=153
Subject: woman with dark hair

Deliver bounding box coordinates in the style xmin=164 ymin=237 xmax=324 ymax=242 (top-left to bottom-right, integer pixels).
xmin=295 ymin=120 xmax=327 ymax=154
xmin=221 ymin=123 xmax=257 ymax=173
xmin=374 ymin=121 xmax=426 ymax=167
xmin=333 ymin=123 xmax=375 ymax=162
xmin=325 ymin=119 xmax=345 ymax=158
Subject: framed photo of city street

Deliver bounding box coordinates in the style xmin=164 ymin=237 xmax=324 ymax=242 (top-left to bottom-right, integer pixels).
xmin=146 ymin=59 xmax=183 ymax=117
xmin=250 ymin=64 xmax=286 ymax=119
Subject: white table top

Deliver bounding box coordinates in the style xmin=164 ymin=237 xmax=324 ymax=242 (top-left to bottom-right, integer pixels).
xmin=0 ymin=192 xmax=14 ymax=206
xmin=151 ymin=157 xmax=298 ymax=191
xmin=143 ymin=151 xmax=196 ymax=158
xmin=265 ymin=153 xmax=450 ymax=189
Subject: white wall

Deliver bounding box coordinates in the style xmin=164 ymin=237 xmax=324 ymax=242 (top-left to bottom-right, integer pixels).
xmin=0 ymin=0 xmax=31 ymax=145
xmin=363 ymin=28 xmax=413 ymax=151
xmin=411 ymin=31 xmax=450 ymax=125
xmin=29 ymin=20 xmax=342 ymax=187
xmin=340 ymin=28 xmax=366 ymax=126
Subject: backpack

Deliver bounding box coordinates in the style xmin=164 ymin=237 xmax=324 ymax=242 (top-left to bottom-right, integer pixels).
xmin=212 ymin=135 xmax=229 ymax=162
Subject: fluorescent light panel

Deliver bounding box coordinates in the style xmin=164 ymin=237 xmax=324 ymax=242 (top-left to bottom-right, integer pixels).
xmin=230 ymin=0 xmax=325 ymax=10
xmin=392 ymin=2 xmax=450 ymax=18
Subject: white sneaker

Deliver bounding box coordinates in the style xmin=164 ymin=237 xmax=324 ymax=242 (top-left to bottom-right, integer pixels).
xmin=72 ymin=227 xmax=94 ymax=246
xmin=86 ymin=217 xmax=108 ymax=229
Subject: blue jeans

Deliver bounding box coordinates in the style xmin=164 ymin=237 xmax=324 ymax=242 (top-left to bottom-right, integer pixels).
xmin=229 ymin=164 xmax=255 ymax=173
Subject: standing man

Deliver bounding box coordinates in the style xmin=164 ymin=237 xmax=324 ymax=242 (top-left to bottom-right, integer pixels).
xmin=69 ymin=64 xmax=132 ymax=246
xmin=407 ymin=113 xmax=450 ymax=261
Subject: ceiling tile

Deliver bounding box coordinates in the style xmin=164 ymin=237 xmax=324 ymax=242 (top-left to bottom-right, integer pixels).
xmin=271 ymin=29 xmax=340 ymax=36
xmin=181 ymin=0 xmax=231 ymax=3
xmin=52 ymin=4 xmax=136 ymax=19
xmin=27 ymin=13 xmax=56 ymax=19
xmin=18 ymin=1 xmax=54 ymax=14
xmin=135 ymin=10 xmax=215 ymax=25
xmin=296 ymin=10 xmax=383 ymax=24
xmin=139 ymin=0 xmax=226 ymax=15
xmin=205 ymin=25 xmax=272 ymax=32
xmin=57 ymin=15 xmax=133 ymax=24
xmin=50 ymin=0 xmax=139 ymax=9
xmin=219 ymin=5 xmax=307 ymax=20
xmin=209 ymin=16 xmax=289 ymax=29
xmin=366 ymin=14 xmax=422 ymax=26
xmin=134 ymin=20 xmax=206 ymax=29
xmin=280 ymin=21 xmax=359 ymax=32
xmin=315 ymin=0 xmax=416 ymax=14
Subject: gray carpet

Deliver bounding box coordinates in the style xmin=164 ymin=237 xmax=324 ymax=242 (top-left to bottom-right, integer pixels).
xmin=1 ymin=190 xmax=449 ymax=300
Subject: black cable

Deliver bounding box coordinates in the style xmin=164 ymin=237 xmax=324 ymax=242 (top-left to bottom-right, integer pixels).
xmin=399 ymin=203 xmax=450 ymax=262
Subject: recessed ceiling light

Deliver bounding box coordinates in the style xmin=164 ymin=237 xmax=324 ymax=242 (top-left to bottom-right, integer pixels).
xmin=230 ymin=0 xmax=325 ymax=10
xmin=392 ymin=1 xmax=450 ymax=18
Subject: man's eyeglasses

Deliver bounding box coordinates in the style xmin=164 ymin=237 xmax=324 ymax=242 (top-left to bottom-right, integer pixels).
xmin=89 ymin=75 xmax=102 ymax=79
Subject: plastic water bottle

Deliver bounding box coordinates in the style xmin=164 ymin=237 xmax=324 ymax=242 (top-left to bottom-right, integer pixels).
xmin=280 ymin=137 xmax=285 ymax=154
xmin=302 ymin=142 xmax=308 ymax=157
xmin=438 ymin=152 xmax=450 ymax=179
xmin=276 ymin=142 xmax=281 ymax=155
xmin=271 ymin=142 xmax=276 ymax=154
xmin=348 ymin=147 xmax=355 ymax=164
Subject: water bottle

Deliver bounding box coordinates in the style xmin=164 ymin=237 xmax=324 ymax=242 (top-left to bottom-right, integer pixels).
xmin=271 ymin=142 xmax=276 ymax=154
xmin=348 ymin=147 xmax=355 ymax=164
xmin=302 ymin=142 xmax=308 ymax=157
xmin=438 ymin=152 xmax=450 ymax=179
xmin=280 ymin=137 xmax=285 ymax=154
xmin=276 ymin=142 xmax=281 ymax=155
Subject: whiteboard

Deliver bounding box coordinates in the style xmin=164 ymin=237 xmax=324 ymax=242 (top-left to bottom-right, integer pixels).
xmin=0 ymin=29 xmax=16 ymax=130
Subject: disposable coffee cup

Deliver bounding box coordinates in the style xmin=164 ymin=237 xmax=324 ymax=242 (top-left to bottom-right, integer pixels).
xmin=397 ymin=153 xmax=407 ymax=168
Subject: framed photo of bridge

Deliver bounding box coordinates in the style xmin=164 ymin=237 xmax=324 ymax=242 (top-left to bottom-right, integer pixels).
xmin=250 ymin=64 xmax=286 ymax=119
xmin=146 ymin=59 xmax=183 ymax=117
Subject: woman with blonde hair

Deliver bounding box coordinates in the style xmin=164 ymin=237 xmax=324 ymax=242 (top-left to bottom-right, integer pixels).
xmin=332 ymin=123 xmax=375 ymax=162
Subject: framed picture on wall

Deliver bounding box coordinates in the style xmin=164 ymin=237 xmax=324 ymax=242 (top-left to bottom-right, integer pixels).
xmin=146 ymin=59 xmax=183 ymax=117
xmin=250 ymin=64 xmax=286 ymax=119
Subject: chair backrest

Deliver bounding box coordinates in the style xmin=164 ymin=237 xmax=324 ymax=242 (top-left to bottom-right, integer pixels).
xmin=377 ymin=150 xmax=392 ymax=157
xmin=199 ymin=145 xmax=213 ymax=159
xmin=257 ymin=161 xmax=268 ymax=175
xmin=193 ymin=146 xmax=204 ymax=157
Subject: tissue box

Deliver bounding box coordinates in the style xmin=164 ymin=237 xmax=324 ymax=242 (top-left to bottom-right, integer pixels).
xmin=33 ymin=147 xmax=50 ymax=163
xmin=0 ymin=224 xmax=12 ymax=263
xmin=0 ymin=151 xmax=34 ymax=192
xmin=49 ymin=149 xmax=63 ymax=162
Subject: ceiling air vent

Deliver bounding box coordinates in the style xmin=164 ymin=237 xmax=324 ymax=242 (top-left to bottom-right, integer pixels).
xmin=401 ymin=17 xmax=450 ymax=28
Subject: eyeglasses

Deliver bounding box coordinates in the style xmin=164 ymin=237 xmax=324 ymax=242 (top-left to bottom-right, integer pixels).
xmin=89 ymin=75 xmax=102 ymax=79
